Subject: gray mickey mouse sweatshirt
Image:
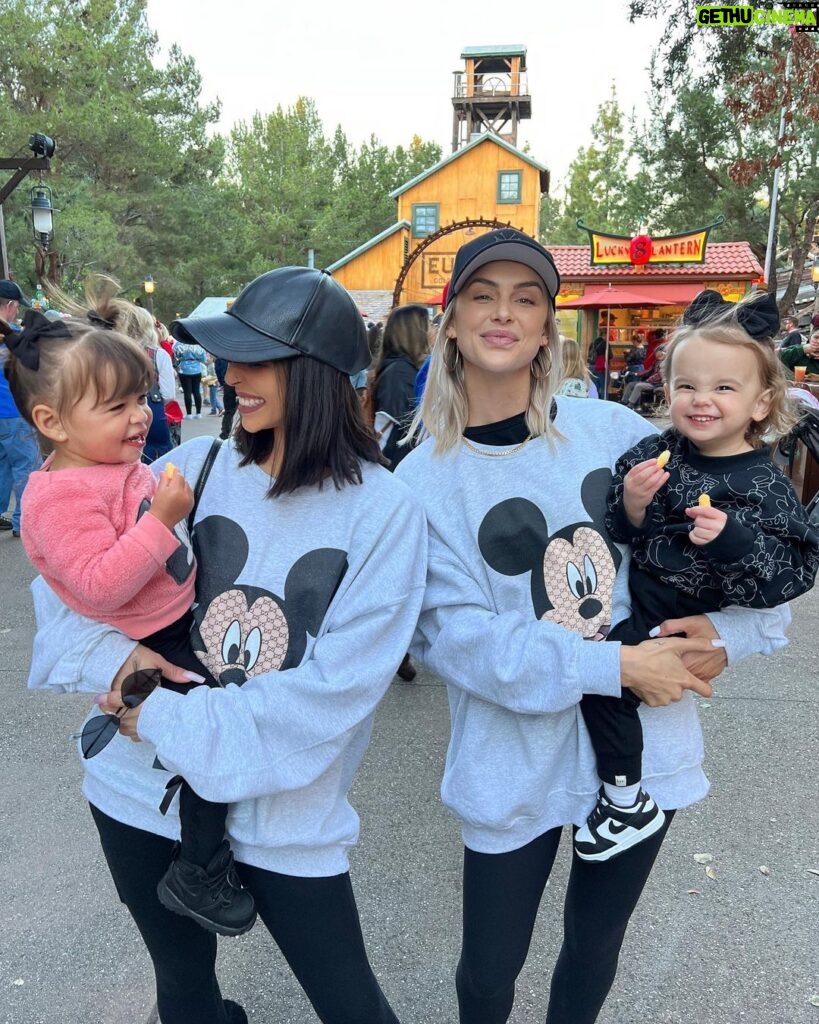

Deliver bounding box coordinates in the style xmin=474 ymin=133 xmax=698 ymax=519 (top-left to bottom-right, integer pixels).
xmin=27 ymin=437 xmax=427 ymax=876
xmin=395 ymin=397 xmax=790 ymax=855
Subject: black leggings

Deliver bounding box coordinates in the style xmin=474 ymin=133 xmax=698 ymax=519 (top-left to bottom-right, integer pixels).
xmin=179 ymin=373 xmax=202 ymax=414
xmin=91 ymin=806 xmax=399 ymax=1024
xmin=457 ymin=814 xmax=674 ymax=1024
xmin=220 ymin=382 xmax=237 ymax=440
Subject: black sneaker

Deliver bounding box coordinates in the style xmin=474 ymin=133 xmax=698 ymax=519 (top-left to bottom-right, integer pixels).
xmin=396 ymin=652 xmax=417 ymax=681
xmin=574 ymin=787 xmax=665 ymax=862
xmin=156 ymin=841 xmax=257 ymax=936
xmin=0 ymin=516 xmax=12 ymax=531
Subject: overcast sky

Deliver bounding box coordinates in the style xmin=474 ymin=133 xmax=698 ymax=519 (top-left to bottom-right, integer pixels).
xmin=145 ymin=0 xmax=667 ymax=189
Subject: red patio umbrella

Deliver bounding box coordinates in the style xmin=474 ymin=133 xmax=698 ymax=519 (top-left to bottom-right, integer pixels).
xmin=561 ymin=283 xmax=699 ymax=396
xmin=560 ymin=283 xmax=701 ymax=309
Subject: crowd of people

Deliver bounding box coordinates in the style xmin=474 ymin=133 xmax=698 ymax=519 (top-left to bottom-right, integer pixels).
xmin=2 ymin=234 xmax=818 ymax=1024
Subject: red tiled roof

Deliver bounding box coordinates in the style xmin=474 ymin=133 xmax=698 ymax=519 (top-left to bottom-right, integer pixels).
xmin=549 ymin=241 xmax=763 ymax=281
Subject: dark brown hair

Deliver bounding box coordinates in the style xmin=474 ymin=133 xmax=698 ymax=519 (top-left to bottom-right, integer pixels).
xmin=373 ymin=304 xmax=429 ymax=376
xmin=8 ymin=272 xmax=158 ymax=431
xmin=233 ymin=356 xmax=386 ymax=496
xmin=7 ymin=324 xmax=152 ymax=432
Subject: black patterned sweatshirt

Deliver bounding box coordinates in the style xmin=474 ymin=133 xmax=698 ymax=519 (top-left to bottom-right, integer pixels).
xmin=606 ymin=429 xmax=819 ymax=635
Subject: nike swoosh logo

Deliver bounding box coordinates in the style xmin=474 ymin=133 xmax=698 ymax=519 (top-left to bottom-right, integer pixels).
xmin=596 ymin=818 xmax=634 ymax=840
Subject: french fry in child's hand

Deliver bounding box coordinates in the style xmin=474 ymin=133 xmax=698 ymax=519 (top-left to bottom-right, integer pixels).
xmin=655 ymin=450 xmax=671 ymax=469
xmin=163 ymin=463 xmax=176 ymax=480
xmin=698 ymin=493 xmax=711 ymax=507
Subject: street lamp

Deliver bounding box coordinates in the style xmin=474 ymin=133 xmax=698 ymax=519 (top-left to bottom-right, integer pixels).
xmin=30 ymin=185 xmax=54 ymax=249
xmin=144 ymin=274 xmax=155 ymax=314
xmin=0 ymin=133 xmax=54 ymax=278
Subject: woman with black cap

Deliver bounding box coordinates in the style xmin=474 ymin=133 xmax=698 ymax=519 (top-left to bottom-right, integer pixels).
xmin=395 ymin=229 xmax=790 ymax=1023
xmin=26 ymin=267 xmax=427 ymax=1024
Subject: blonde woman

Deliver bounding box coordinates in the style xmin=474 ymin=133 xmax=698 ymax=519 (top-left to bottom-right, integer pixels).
xmin=125 ymin=304 xmax=176 ymax=461
xmin=395 ymin=229 xmax=790 ymax=1024
xmin=556 ymin=337 xmax=596 ymax=398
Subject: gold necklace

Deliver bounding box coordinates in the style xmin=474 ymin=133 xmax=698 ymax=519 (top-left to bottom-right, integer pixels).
xmin=461 ymin=434 xmax=532 ymax=457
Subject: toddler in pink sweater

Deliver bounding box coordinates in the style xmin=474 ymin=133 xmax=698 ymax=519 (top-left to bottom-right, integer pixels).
xmin=6 ymin=304 xmax=255 ymax=938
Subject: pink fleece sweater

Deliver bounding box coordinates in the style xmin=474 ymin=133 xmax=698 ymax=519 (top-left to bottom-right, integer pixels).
xmin=22 ymin=458 xmax=195 ymax=639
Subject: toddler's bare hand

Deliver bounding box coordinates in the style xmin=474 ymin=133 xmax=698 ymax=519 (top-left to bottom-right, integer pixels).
xmin=149 ymin=465 xmax=194 ymax=530
xmin=685 ymin=505 xmax=728 ymax=546
xmin=623 ymin=459 xmax=668 ymax=527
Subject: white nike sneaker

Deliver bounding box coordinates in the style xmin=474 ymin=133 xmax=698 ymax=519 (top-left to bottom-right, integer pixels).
xmin=575 ymin=787 xmax=665 ymax=862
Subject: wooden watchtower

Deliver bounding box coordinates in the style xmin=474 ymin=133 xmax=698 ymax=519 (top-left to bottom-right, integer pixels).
xmin=451 ymin=45 xmax=531 ymax=153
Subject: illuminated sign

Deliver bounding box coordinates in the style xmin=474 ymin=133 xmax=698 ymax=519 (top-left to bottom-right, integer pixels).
xmin=578 ymin=218 xmax=725 ymax=267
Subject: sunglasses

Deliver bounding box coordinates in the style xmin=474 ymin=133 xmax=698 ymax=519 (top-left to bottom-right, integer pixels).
xmin=79 ymin=668 xmax=161 ymax=759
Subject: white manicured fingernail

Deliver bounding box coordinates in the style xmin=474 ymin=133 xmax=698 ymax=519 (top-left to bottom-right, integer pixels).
xmin=648 ymin=626 xmax=661 ymax=638
xmin=182 ymin=671 xmax=206 ymax=683
xmin=710 ymin=639 xmax=726 ymax=648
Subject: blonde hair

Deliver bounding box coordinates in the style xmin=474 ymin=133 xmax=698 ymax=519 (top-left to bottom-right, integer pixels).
xmin=665 ymin=299 xmax=797 ymax=444
xmin=46 ymin=274 xmax=155 ymax=347
xmin=559 ymin=338 xmax=590 ymax=384
xmin=7 ymin=326 xmax=152 ymax=432
xmin=116 ymin=303 xmax=156 ymax=349
xmin=405 ymin=297 xmax=563 ymax=453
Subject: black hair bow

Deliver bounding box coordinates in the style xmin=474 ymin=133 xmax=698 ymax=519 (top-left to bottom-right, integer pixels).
xmin=682 ymin=289 xmax=780 ymax=340
xmin=682 ymin=289 xmax=727 ymax=325
xmin=5 ymin=309 xmax=72 ymax=371
xmin=87 ymin=309 xmax=115 ymax=329
xmin=736 ymin=291 xmax=780 ymax=340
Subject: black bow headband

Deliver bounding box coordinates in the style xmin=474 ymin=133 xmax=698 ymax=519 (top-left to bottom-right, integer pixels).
xmin=5 ymin=309 xmax=72 ymax=371
xmin=682 ymin=289 xmax=780 ymax=341
xmin=87 ymin=309 xmax=115 ymax=329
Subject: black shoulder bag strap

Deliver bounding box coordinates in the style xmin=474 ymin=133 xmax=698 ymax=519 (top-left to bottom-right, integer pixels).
xmin=158 ymin=437 xmax=224 ymax=816
xmin=186 ymin=438 xmax=222 ymax=535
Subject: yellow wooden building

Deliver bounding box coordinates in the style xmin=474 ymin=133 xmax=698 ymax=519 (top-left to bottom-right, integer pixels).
xmin=328 ymin=135 xmax=548 ymax=311
xmin=327 ymin=45 xmax=550 ymax=316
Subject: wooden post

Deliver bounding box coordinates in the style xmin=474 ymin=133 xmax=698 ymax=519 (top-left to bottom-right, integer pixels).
xmin=0 ymin=206 xmax=9 ymax=280
xmin=0 ymin=155 xmax=51 ymax=280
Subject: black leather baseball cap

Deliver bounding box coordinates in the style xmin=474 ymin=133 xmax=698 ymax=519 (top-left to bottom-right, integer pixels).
xmin=171 ymin=267 xmax=369 ymax=375
xmin=447 ymin=229 xmax=560 ymax=309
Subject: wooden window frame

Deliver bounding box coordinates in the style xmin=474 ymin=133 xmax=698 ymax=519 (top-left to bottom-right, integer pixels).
xmin=497 ymin=171 xmax=522 ymax=204
xmin=412 ymin=204 xmax=439 ymax=238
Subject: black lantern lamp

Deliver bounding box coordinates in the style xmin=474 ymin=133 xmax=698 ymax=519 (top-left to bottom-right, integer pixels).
xmin=30 ymin=184 xmax=55 ymax=249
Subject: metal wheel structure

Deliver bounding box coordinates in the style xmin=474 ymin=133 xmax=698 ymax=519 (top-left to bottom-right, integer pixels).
xmin=391 ymin=217 xmax=522 ymax=308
